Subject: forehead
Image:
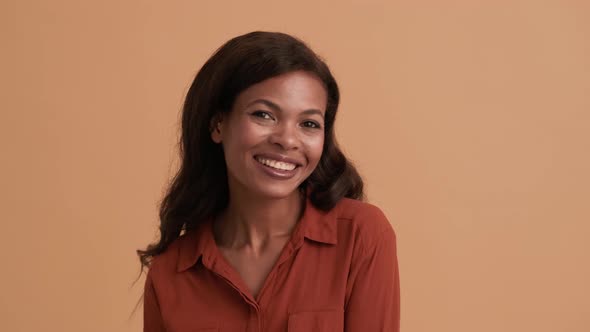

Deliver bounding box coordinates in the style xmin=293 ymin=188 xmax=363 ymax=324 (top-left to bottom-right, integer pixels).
xmin=233 ymin=71 xmax=328 ymax=113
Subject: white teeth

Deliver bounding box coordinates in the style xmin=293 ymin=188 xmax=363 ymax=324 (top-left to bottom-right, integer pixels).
xmin=255 ymin=157 xmax=297 ymax=171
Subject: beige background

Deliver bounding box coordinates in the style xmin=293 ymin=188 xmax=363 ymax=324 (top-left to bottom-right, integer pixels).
xmin=1 ymin=1 xmax=589 ymax=331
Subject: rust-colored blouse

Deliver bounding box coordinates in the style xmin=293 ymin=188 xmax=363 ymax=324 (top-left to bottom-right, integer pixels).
xmin=144 ymin=198 xmax=400 ymax=331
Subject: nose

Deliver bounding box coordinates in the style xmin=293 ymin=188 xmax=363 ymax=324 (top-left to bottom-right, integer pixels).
xmin=269 ymin=122 xmax=300 ymax=151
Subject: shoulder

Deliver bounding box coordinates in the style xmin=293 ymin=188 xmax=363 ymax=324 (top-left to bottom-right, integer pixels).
xmin=334 ymin=198 xmax=394 ymax=234
xmin=146 ymin=233 xmax=190 ymax=281
xmin=332 ymin=198 xmax=397 ymax=249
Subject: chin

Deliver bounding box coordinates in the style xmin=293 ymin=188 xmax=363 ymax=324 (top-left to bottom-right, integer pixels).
xmin=249 ymin=182 xmax=302 ymax=200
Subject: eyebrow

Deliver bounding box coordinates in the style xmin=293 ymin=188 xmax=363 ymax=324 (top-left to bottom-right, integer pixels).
xmin=246 ymin=99 xmax=325 ymax=119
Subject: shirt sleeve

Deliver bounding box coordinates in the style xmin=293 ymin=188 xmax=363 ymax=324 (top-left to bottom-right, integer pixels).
xmin=344 ymin=222 xmax=401 ymax=331
xmin=144 ymin=268 xmax=166 ymax=332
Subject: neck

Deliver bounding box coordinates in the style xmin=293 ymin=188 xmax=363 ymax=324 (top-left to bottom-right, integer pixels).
xmin=213 ymin=187 xmax=304 ymax=253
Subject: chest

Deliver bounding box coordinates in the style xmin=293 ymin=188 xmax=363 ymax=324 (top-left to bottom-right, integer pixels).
xmin=161 ymin=241 xmax=352 ymax=332
xmin=219 ymin=243 xmax=286 ymax=299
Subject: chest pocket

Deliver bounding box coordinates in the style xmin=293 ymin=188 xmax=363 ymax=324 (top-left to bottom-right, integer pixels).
xmin=287 ymin=310 xmax=344 ymax=332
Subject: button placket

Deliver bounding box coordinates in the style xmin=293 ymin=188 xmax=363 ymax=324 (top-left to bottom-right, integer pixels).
xmin=257 ymin=242 xmax=302 ymax=318
xmin=209 ymin=256 xmax=260 ymax=310
xmin=246 ymin=306 xmax=260 ymax=332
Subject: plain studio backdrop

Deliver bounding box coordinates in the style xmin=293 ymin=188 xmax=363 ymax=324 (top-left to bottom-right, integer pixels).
xmin=1 ymin=1 xmax=589 ymax=331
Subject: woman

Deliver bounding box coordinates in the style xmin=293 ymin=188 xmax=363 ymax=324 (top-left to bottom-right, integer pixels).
xmin=138 ymin=31 xmax=400 ymax=332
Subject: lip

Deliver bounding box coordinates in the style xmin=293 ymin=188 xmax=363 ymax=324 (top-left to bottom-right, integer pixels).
xmin=253 ymin=153 xmax=304 ymax=167
xmin=253 ymin=153 xmax=303 ymax=180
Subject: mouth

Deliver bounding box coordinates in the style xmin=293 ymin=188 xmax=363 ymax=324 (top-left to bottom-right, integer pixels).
xmin=254 ymin=156 xmax=300 ymax=171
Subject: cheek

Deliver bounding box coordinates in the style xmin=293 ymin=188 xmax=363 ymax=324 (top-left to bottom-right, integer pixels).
xmin=305 ymin=134 xmax=325 ymax=165
xmin=225 ymin=120 xmax=266 ymax=151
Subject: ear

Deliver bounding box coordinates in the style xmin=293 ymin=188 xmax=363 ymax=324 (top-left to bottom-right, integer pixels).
xmin=210 ymin=114 xmax=224 ymax=144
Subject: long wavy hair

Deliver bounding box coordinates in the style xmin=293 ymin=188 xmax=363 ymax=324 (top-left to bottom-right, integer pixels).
xmin=137 ymin=31 xmax=364 ymax=271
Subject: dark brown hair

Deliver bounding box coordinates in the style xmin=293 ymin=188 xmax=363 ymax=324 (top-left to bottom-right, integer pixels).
xmin=137 ymin=31 xmax=364 ymax=270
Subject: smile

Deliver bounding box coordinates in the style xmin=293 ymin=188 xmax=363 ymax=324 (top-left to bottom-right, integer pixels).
xmin=255 ymin=156 xmax=298 ymax=171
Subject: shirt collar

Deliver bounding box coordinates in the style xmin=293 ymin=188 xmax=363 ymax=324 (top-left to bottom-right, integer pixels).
xmin=176 ymin=196 xmax=338 ymax=273
xmin=299 ymin=198 xmax=338 ymax=245
xmin=176 ymin=220 xmax=213 ymax=272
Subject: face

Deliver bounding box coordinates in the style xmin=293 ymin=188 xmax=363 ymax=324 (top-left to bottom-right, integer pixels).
xmin=211 ymin=70 xmax=327 ymax=200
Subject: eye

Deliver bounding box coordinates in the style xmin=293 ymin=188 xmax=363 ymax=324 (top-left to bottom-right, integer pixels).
xmin=302 ymin=120 xmax=321 ymax=129
xmin=251 ymin=111 xmax=274 ymax=120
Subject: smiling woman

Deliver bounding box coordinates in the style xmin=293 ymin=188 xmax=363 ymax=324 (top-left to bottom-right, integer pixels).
xmin=212 ymin=71 xmax=327 ymax=200
xmin=138 ymin=31 xmax=400 ymax=332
